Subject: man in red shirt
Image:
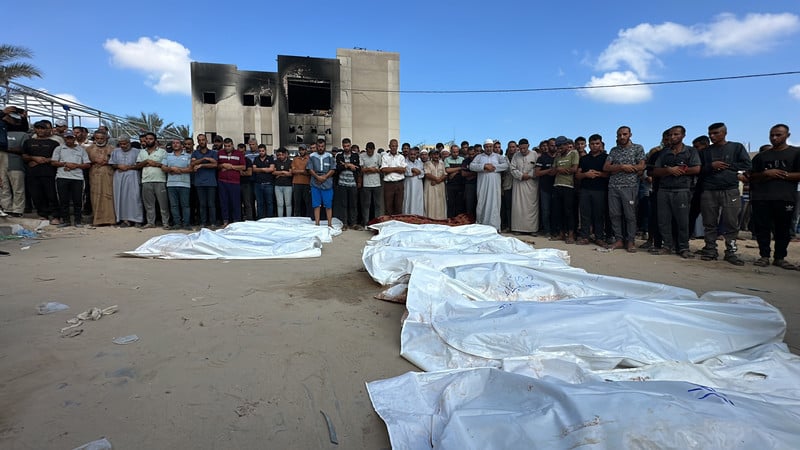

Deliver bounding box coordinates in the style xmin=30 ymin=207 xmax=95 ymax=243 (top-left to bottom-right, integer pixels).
xmin=217 ymin=137 xmax=246 ymax=226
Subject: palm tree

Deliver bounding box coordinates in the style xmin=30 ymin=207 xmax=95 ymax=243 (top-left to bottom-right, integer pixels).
xmin=1 ymin=44 xmax=43 ymax=101
xmin=125 ymin=112 xmax=175 ymax=137
xmin=165 ymin=124 xmax=191 ymax=139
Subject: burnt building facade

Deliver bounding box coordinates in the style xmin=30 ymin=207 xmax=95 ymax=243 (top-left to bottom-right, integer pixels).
xmin=191 ymin=48 xmax=399 ymax=153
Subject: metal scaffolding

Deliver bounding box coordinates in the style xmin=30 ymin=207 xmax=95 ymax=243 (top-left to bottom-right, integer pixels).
xmin=1 ymin=81 xmax=184 ymax=141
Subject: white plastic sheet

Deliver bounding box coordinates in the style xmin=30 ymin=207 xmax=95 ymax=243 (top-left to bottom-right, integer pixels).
xmin=363 ymin=222 xmax=800 ymax=449
xmin=123 ymin=217 xmax=340 ymax=259
xmin=367 ymin=368 xmax=800 ymax=450
xmin=362 ymin=221 xmax=569 ymax=285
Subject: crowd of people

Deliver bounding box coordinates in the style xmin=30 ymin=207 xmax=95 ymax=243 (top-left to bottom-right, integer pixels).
xmin=1 ymin=106 xmax=798 ymax=268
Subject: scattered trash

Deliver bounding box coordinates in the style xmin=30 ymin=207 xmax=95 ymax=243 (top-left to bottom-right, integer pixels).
xmin=71 ymin=437 xmax=112 ymax=450
xmin=595 ymin=246 xmax=612 ymax=253
xmin=112 ymin=335 xmax=139 ymax=345
xmin=62 ymin=329 xmax=84 ymax=338
xmin=234 ymin=401 xmax=259 ymax=417
xmin=60 ymin=305 xmax=120 ymax=334
xmin=37 ymin=302 xmax=70 ymax=315
xmin=20 ymin=246 xmax=30 ymax=250
xmin=0 ymin=249 xmax=10 ymax=256
xmin=375 ymin=283 xmax=408 ymax=304
xmin=35 ymin=276 xmax=56 ymax=282
xmin=13 ymin=228 xmax=38 ymax=239
xmin=320 ymin=410 xmax=338 ymax=445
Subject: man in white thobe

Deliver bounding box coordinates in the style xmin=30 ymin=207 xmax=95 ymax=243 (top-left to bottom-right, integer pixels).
xmin=510 ymin=138 xmax=539 ymax=233
xmin=403 ymin=147 xmax=425 ymax=215
xmin=470 ymin=139 xmax=509 ymax=230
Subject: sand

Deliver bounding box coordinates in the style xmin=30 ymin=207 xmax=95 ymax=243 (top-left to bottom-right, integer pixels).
xmin=0 ymin=223 xmax=797 ymax=449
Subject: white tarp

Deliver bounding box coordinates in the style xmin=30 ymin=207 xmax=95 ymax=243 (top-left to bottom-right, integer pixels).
xmin=363 ymin=222 xmax=800 ymax=449
xmin=123 ymin=217 xmax=341 ymax=259
xmin=401 ymin=262 xmax=785 ymax=372
xmin=367 ymin=368 xmax=800 ymax=450
xmin=362 ymin=221 xmax=569 ymax=285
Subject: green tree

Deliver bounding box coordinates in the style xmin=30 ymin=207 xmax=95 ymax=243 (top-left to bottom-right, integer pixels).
xmin=165 ymin=124 xmax=191 ymax=139
xmin=1 ymin=44 xmax=43 ymax=101
xmin=125 ymin=112 xmax=174 ymax=136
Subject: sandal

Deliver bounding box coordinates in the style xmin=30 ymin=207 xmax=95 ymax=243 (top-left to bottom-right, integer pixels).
xmin=772 ymin=259 xmax=798 ymax=270
xmin=753 ymin=257 xmax=770 ymax=267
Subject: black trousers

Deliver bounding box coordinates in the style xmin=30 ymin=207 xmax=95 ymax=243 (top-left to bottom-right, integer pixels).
xmin=56 ymin=178 xmax=84 ymax=223
xmin=30 ymin=176 xmax=59 ymax=219
xmin=579 ymin=189 xmax=606 ymax=240
xmin=752 ymin=200 xmax=794 ymax=259
xmin=552 ymin=185 xmax=576 ymax=235
xmin=446 ymin=183 xmax=465 ymax=217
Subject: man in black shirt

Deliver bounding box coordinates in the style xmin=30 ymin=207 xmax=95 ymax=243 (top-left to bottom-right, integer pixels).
xmin=698 ymin=122 xmax=751 ymax=265
xmin=749 ymin=124 xmax=800 ymax=270
xmin=534 ymin=143 xmax=556 ymax=237
xmin=22 ymin=121 xmax=61 ymax=224
xmin=575 ymin=134 xmax=609 ymax=244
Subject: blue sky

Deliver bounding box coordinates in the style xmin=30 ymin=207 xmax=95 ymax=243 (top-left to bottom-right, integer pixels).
xmin=5 ymin=0 xmax=800 ymax=149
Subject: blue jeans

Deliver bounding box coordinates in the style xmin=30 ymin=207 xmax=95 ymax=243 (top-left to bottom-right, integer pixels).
xmin=254 ymin=183 xmax=275 ymax=219
xmin=219 ymin=182 xmax=242 ymax=223
xmin=196 ymin=185 xmax=217 ymax=226
xmin=168 ymin=186 xmax=190 ymax=227
xmin=274 ymin=185 xmax=292 ymax=217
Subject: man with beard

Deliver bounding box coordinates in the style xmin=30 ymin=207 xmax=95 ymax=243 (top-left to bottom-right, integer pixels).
xmin=22 ymin=121 xmax=61 ymax=224
xmin=575 ymin=134 xmax=609 ymax=245
xmin=603 ymin=126 xmax=646 ymax=252
xmin=380 ymin=139 xmax=407 ymax=216
xmin=307 ymin=139 xmax=336 ymax=227
xmin=162 ymin=138 xmax=193 ymax=230
xmin=444 ymin=144 xmax=465 ymax=217
xmin=697 ymin=122 xmax=751 ymax=265
xmin=273 ymin=147 xmax=294 ymax=217
xmin=509 ymin=138 xmax=538 ymax=234
xmin=136 ymin=132 xmax=170 ymax=228
xmin=403 ymin=146 xmax=425 ymax=216
xmin=461 ymin=145 xmax=480 ymax=216
xmin=291 ymin=144 xmax=312 ymax=218
xmin=109 ymin=136 xmax=143 ymax=227
xmin=535 ymin=140 xmax=556 ymax=237
xmin=470 ymin=138 xmax=509 ymax=230
xmin=85 ymin=129 xmax=116 ymax=226
xmin=359 ymin=142 xmax=383 ymax=226
xmin=501 ymin=140 xmax=517 ymax=231
xmin=334 ymin=138 xmax=361 ymax=229
xmin=217 ymin=137 xmax=246 ymax=226
xmin=549 ymin=136 xmax=580 ymax=243
xmin=192 ymin=134 xmax=218 ymax=228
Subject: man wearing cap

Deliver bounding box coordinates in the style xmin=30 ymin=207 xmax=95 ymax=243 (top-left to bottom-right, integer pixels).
xmin=510 ymin=138 xmax=538 ymax=234
xmin=137 ymin=132 xmax=170 ymax=228
xmin=697 ymin=122 xmax=752 ymax=265
xmin=109 ymin=136 xmax=144 ymax=227
xmin=1 ymin=106 xmax=29 ymax=217
xmin=85 ymin=129 xmax=116 ymax=226
xmin=403 ymin=147 xmax=425 ymax=216
xmin=603 ymin=126 xmax=646 ymax=252
xmin=51 ymin=119 xmax=68 ymax=146
xmin=292 ymin=144 xmax=312 ymax=219
xmin=380 ymin=139 xmax=407 ymax=216
xmin=470 ymin=138 xmax=509 ymax=230
xmin=22 ymin=121 xmax=61 ymax=224
xmin=550 ymin=136 xmax=580 ymax=243
xmin=50 ymin=131 xmax=91 ymax=227
xmin=359 ymin=142 xmax=383 ymax=227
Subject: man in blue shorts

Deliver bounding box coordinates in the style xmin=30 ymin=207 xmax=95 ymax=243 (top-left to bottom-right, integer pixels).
xmin=307 ymin=138 xmax=335 ymax=227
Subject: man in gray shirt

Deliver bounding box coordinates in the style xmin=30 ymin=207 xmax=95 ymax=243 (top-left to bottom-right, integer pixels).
xmin=603 ymin=126 xmax=645 ymax=252
xmin=359 ymin=142 xmax=383 ymax=227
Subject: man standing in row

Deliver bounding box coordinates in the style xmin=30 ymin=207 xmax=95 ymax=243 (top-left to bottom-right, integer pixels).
xmin=509 ymin=138 xmax=538 ymax=234
xmin=652 ymin=126 xmax=701 ymax=258
xmin=307 ymin=138 xmax=335 ymax=227
xmin=359 ymin=142 xmax=383 ymax=227
xmin=604 ymin=126 xmax=645 ymax=252
xmin=576 ymin=134 xmax=609 ymax=244
xmin=698 ymin=122 xmax=752 ymax=265
xmin=137 ymin=132 xmax=170 ymax=228
xmin=749 ymin=124 xmax=800 ymax=270
xmin=51 ymin=130 xmax=91 ymax=227
xmin=470 ymin=138 xmax=508 ymax=230
xmin=381 ymin=139 xmax=406 ymax=216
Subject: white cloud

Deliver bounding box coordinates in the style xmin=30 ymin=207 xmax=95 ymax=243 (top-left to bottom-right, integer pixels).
xmin=597 ymin=13 xmax=799 ymax=78
xmin=789 ymin=84 xmax=800 ymax=100
xmin=581 ymin=71 xmax=652 ymax=104
xmin=103 ymin=37 xmax=192 ymax=95
xmin=587 ymin=12 xmax=799 ymax=104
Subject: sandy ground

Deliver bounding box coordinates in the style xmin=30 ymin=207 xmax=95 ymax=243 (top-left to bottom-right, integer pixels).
xmin=0 ymin=221 xmax=798 ymax=449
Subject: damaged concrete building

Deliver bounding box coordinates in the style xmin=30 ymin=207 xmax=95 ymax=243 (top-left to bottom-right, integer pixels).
xmin=191 ymin=48 xmax=399 ymax=154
